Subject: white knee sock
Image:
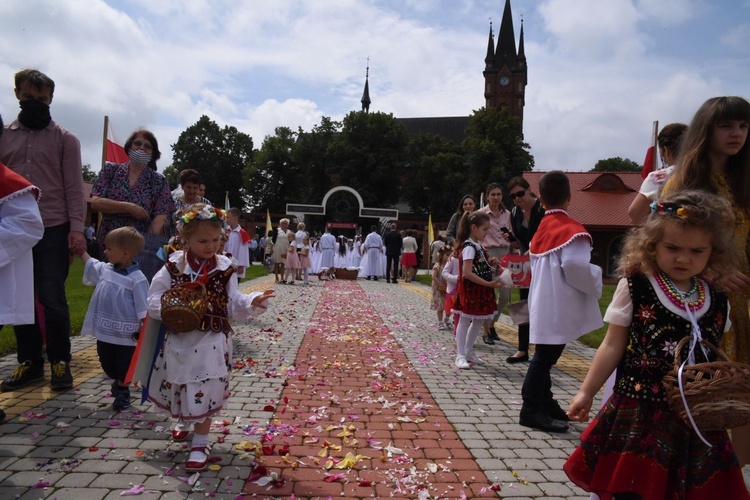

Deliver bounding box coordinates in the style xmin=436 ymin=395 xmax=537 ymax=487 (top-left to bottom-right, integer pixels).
xmin=456 ymin=315 xmax=473 ymax=357
xmin=465 ymin=320 xmax=482 ymax=354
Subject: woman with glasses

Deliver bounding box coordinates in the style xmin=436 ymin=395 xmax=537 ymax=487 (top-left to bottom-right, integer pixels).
xmin=506 ymin=177 xmax=545 ymax=363
xmin=90 ymin=129 xmax=175 ymax=279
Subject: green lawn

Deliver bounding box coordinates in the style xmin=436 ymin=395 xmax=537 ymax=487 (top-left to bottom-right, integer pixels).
xmin=415 ymin=273 xmax=614 ymax=349
xmin=0 ymin=260 xmax=270 ymax=358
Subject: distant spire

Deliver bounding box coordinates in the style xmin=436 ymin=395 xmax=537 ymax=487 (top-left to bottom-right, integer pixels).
xmin=518 ymin=17 xmax=525 ymax=60
xmin=495 ymin=0 xmax=517 ymax=69
xmin=361 ymin=59 xmax=371 ymax=113
xmin=485 ymin=20 xmax=495 ymax=68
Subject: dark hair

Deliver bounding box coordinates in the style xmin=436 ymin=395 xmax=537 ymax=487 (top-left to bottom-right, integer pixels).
xmin=507 ymin=176 xmax=530 ymax=193
xmin=455 ymin=194 xmax=477 ymax=215
xmin=672 ymin=96 xmax=750 ymax=209
xmin=267 ymin=230 xmax=274 ymax=237
xmin=371 ymin=225 xmax=378 ymax=232
xmin=485 ymin=182 xmax=507 ymax=211
xmin=657 ymin=123 xmax=688 ymax=154
xmin=226 ymin=207 xmax=240 ymax=217
xmin=15 ymin=69 xmax=55 ymax=96
xmin=179 ymin=168 xmax=202 ymax=187
xmin=338 ymin=236 xmax=347 ymax=256
xmin=124 ymin=129 xmax=161 ymax=171
xmin=456 ymin=210 xmax=491 ymax=245
xmin=539 ymin=171 xmax=570 ymax=208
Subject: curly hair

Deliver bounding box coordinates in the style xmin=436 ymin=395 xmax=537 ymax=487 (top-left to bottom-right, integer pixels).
xmin=616 ymin=190 xmax=737 ymax=279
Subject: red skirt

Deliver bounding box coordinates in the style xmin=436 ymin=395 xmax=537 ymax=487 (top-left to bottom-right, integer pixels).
xmin=564 ymin=394 xmax=749 ymax=500
xmin=401 ymin=252 xmax=417 ymax=267
xmin=451 ymin=279 xmax=496 ymax=318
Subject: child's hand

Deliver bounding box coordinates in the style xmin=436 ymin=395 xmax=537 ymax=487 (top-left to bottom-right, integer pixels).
xmin=489 ymin=257 xmax=500 ymax=267
xmin=251 ymin=289 xmax=276 ymax=309
xmin=567 ymin=392 xmax=593 ymax=423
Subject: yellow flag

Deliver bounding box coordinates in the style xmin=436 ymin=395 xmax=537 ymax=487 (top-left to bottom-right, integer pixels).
xmin=265 ymin=210 xmax=272 ymax=237
xmin=427 ymin=213 xmax=434 ymax=245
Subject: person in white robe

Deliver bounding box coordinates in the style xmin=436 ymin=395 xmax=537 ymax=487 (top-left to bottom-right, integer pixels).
xmin=362 ymin=225 xmax=384 ymax=280
xmin=319 ymin=227 xmax=336 ymax=270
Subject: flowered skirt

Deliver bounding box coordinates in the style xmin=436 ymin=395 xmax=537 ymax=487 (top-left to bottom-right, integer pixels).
xmin=147 ymin=329 xmax=232 ymax=423
xmin=564 ymin=394 xmax=749 ymax=499
xmin=430 ymin=288 xmax=446 ymax=311
xmin=451 ymin=280 xmax=496 ymax=319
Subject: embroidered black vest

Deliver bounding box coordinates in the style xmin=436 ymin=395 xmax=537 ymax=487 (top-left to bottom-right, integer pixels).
xmin=165 ymin=261 xmax=235 ymax=334
xmin=461 ymin=241 xmax=493 ymax=282
xmin=614 ymin=274 xmax=727 ymax=402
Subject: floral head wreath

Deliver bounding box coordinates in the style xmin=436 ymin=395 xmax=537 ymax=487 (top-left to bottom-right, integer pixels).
xmin=649 ymin=201 xmax=697 ymax=220
xmin=177 ymin=205 xmax=227 ymax=232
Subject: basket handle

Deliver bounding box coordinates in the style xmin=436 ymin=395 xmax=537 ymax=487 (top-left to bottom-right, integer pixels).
xmin=176 ymin=281 xmax=207 ymax=295
xmin=672 ymin=335 xmax=729 ymax=370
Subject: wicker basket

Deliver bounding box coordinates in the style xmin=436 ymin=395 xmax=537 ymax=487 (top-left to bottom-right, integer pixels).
xmin=335 ymin=268 xmax=359 ymax=280
xmin=663 ymin=336 xmax=750 ymax=432
xmin=160 ymin=282 xmax=208 ymax=333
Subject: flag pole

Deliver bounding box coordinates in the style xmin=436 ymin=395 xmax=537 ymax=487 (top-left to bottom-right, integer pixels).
xmin=101 ymin=115 xmax=109 ymax=168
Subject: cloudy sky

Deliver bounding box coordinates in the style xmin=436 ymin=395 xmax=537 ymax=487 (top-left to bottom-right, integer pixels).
xmin=0 ymin=0 xmax=748 ymax=174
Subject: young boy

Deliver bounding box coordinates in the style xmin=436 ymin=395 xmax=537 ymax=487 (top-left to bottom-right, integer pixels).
xmin=80 ymin=226 xmax=149 ymax=411
xmin=0 ymin=114 xmax=45 ymax=420
xmin=225 ymin=208 xmax=250 ymax=279
xmin=519 ymin=171 xmax=603 ymax=433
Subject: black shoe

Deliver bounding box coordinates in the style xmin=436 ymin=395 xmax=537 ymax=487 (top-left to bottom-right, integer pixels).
xmin=546 ymin=399 xmax=569 ymax=422
xmin=489 ymin=327 xmax=501 ymax=341
xmin=482 ymin=334 xmax=495 ymax=345
xmin=0 ymin=408 xmax=5 ymax=422
xmin=366 ymin=277 xmax=371 ymax=281
xmin=50 ymin=361 xmax=73 ymax=391
xmin=373 ymin=277 xmax=379 ymax=281
xmin=386 ymin=279 xmax=391 ymax=283
xmin=519 ymin=410 xmax=568 ymax=433
xmin=506 ymin=353 xmax=529 ymax=364
xmin=392 ymin=280 xmax=398 ymax=284
xmin=1 ymin=361 xmax=44 ymax=391
xmin=112 ymin=384 xmax=131 ymax=412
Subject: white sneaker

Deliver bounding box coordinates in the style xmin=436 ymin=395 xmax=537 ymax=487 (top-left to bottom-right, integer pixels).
xmin=466 ymin=351 xmax=485 ymax=364
xmin=455 ymin=355 xmax=471 ymax=369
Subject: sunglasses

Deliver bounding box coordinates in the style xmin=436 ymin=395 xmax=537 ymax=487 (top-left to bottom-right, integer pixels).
xmin=509 ymin=190 xmax=526 ymax=199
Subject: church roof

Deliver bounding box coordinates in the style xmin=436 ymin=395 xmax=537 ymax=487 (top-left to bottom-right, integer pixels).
xmin=397 ymin=116 xmax=470 ymax=145
xmin=523 ymin=171 xmax=642 ymax=228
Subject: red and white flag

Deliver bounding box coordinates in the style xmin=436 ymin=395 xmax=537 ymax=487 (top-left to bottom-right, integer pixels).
xmin=641 ymin=120 xmax=659 ymax=179
xmin=105 ymin=116 xmax=129 ymax=164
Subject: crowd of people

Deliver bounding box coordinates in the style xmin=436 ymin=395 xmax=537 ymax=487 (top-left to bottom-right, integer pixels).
xmin=2 ymin=66 xmax=750 ymax=496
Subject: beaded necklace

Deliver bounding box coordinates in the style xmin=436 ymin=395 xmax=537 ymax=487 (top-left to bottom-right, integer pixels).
xmin=654 ymin=270 xmax=705 ymax=311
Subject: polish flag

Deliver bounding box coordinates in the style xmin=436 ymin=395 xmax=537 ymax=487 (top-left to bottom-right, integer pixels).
xmin=641 ymin=121 xmax=659 ymax=179
xmin=105 ymin=117 xmax=130 ymax=164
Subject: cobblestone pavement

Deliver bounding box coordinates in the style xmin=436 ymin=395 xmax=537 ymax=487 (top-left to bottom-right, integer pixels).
xmin=0 ymin=274 xmax=747 ymax=499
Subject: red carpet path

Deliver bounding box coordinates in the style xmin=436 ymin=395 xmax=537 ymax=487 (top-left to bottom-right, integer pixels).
xmin=242 ymin=280 xmax=497 ymax=499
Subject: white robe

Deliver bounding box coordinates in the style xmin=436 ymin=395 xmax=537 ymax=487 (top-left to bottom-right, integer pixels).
xmin=0 ymin=191 xmax=44 ymax=325
xmin=319 ymin=233 xmax=336 ymax=269
xmin=362 ymin=232 xmax=383 ymax=277
xmin=528 ymin=236 xmax=603 ymax=345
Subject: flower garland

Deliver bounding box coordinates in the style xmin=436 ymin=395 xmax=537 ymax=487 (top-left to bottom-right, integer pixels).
xmin=176 ymin=205 xmax=227 ymax=232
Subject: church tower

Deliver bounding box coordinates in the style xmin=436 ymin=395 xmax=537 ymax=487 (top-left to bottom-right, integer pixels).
xmin=483 ymin=0 xmax=527 ymax=124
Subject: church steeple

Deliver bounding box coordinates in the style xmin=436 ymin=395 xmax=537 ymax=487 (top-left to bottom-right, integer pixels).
xmin=482 ymin=0 xmax=527 ymax=125
xmin=485 ymin=22 xmax=495 ymax=69
xmin=360 ymin=60 xmax=371 ymax=113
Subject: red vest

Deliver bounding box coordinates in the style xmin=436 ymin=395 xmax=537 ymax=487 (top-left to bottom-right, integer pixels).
xmin=530 ymin=210 xmax=591 ymax=256
xmin=0 ymin=162 xmax=40 ymax=204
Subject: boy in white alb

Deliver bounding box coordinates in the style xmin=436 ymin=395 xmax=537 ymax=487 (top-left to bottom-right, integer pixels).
xmin=225 ymin=208 xmax=250 ymax=279
xmin=0 ymin=120 xmax=44 ymax=421
xmin=520 ymin=171 xmax=603 ymax=433
xmin=80 ymin=226 xmax=149 ymax=411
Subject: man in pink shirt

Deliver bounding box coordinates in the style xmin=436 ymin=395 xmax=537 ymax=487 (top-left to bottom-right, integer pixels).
xmin=0 ymin=69 xmax=85 ymax=392
xmin=477 ymin=182 xmax=513 ymax=344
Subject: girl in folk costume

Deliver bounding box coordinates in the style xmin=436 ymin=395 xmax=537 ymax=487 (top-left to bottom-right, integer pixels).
xmin=431 ymin=246 xmax=450 ymax=330
xmin=284 ymin=231 xmax=300 ymax=284
xmin=451 ymin=211 xmax=508 ymax=369
xmin=298 ymin=235 xmax=312 ymax=285
xmin=146 ymin=204 xmax=274 ymax=472
xmin=564 ymin=191 xmax=749 ymax=499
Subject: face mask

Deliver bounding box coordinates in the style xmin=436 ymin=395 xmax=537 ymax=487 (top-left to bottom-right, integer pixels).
xmin=128 ymin=149 xmax=152 ymax=166
xmin=18 ymin=99 xmax=52 ymax=130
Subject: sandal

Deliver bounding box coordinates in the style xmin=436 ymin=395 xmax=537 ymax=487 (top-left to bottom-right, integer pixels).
xmin=185 ymin=446 xmax=209 ymax=472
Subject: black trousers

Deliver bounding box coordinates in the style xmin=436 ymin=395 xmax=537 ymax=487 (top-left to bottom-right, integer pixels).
xmin=517 ymin=288 xmax=530 ymax=351
xmin=14 ymin=223 xmax=72 ymax=365
xmin=386 ymin=254 xmax=400 ymax=280
xmin=97 ymin=341 xmax=136 ymax=383
xmin=521 ymin=343 xmax=566 ymax=413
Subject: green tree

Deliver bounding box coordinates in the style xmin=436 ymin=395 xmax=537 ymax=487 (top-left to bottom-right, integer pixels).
xmin=462 ymin=107 xmax=534 ymax=195
xmin=243 ymin=127 xmax=300 ymax=213
xmin=162 ymin=164 xmax=180 ymax=188
xmin=590 ymin=157 xmax=641 ymax=172
xmin=81 ymin=163 xmax=97 ymax=183
xmin=171 ymin=115 xmax=254 ymax=210
xmin=401 ymin=134 xmax=466 ymax=220
xmin=329 ymin=111 xmax=409 ymax=207
xmin=293 ymin=117 xmax=341 ymax=203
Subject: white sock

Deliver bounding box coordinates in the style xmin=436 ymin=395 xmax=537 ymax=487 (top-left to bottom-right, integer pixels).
xmin=189 ymin=433 xmax=209 ymax=461
xmin=465 ymin=320 xmax=482 ymax=354
xmin=455 ymin=315 xmax=472 ymax=357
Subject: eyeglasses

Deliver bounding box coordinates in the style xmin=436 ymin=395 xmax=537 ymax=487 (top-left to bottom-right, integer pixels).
xmin=132 ymin=140 xmax=153 ymax=150
xmin=509 ymin=190 xmax=526 ymax=199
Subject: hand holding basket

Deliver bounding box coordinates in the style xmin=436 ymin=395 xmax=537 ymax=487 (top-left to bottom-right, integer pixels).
xmin=160 ymin=282 xmax=209 ymax=333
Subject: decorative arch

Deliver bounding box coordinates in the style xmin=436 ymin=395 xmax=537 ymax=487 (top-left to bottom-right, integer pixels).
xmin=285 ymin=185 xmax=398 ymax=226
xmin=320 ymin=186 xmax=365 ymax=211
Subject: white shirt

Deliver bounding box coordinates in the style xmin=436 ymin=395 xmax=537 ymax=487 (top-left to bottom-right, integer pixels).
xmin=529 ymin=237 xmax=603 ymax=344
xmin=225 ymin=225 xmax=250 ymax=268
